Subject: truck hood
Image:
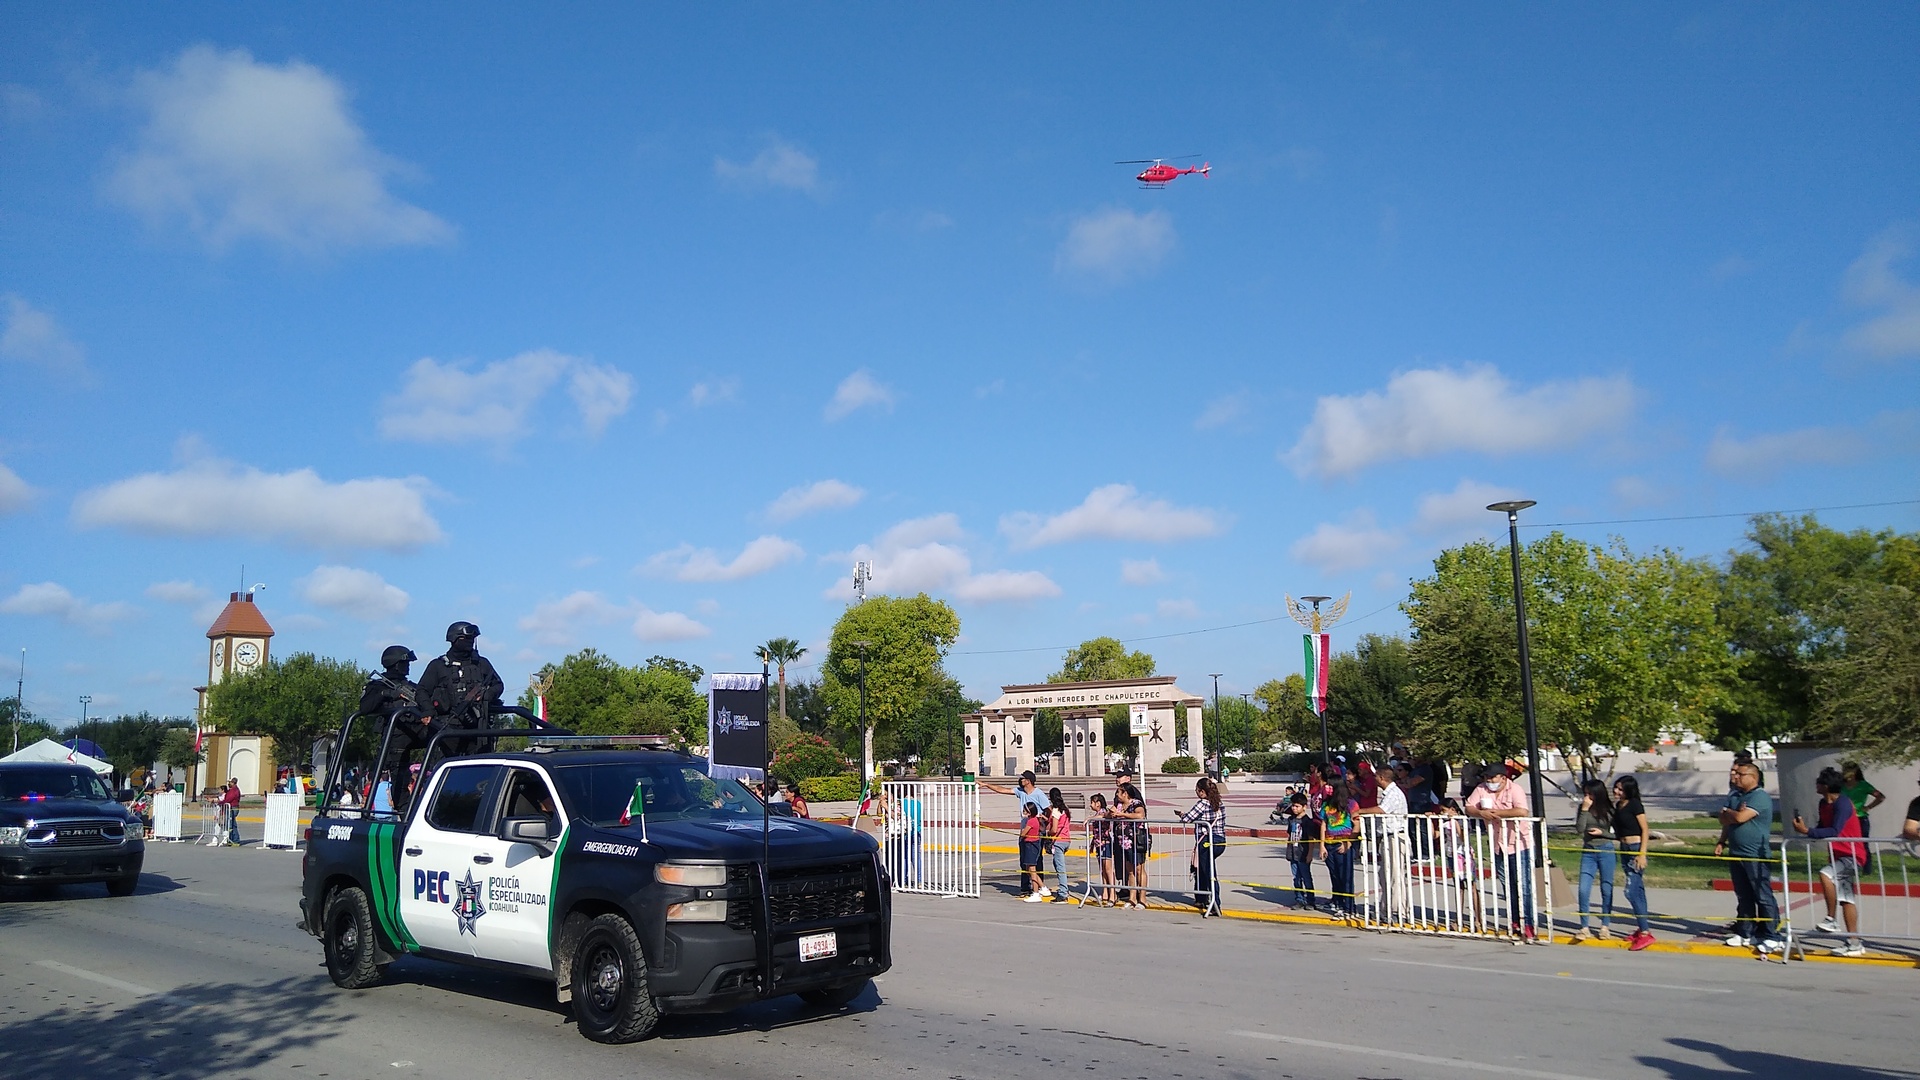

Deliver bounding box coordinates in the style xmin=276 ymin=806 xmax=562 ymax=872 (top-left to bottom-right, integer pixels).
xmin=597 ymin=815 xmax=877 ymax=865
xmin=0 ymin=799 xmax=137 ymax=826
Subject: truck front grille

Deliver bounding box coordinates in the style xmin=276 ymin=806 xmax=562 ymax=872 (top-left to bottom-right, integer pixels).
xmin=767 ymin=861 xmax=871 ymax=927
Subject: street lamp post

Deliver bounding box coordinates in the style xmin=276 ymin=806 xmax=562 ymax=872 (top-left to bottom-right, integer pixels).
xmin=1207 ymin=673 xmax=1223 ymax=777
xmin=80 ymin=694 xmax=91 ymax=729
xmin=1486 ymin=499 xmax=1547 ymax=826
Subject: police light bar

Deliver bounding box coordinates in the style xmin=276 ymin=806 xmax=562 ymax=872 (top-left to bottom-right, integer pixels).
xmin=526 ymin=734 xmax=677 ymax=751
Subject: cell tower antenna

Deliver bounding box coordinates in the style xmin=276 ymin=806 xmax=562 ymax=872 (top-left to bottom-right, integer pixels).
xmin=852 ymin=560 xmax=872 ymax=603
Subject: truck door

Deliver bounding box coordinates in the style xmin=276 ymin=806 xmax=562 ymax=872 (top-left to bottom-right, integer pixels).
xmin=464 ymin=767 xmax=568 ymax=971
xmin=398 ymin=764 xmax=504 ymax=957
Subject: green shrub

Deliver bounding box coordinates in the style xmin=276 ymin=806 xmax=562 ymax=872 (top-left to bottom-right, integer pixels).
xmin=1219 ymin=755 xmax=1243 ymax=772
xmin=798 ymin=774 xmax=863 ymax=802
xmin=1161 ymin=755 xmax=1201 ymax=774
xmin=770 ymin=734 xmax=847 ymax=785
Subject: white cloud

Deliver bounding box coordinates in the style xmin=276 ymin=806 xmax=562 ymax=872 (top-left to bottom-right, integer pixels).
xmin=518 ymin=591 xmax=628 ymax=648
xmin=106 ymin=45 xmax=452 ymax=252
xmin=144 ymin=580 xmax=210 ymax=605
xmin=1284 ymin=364 xmax=1637 ymax=478
xmin=833 ymin=513 xmax=1060 ymax=604
xmin=1156 ymin=598 xmax=1201 ymax=620
xmin=1055 ymin=207 xmax=1175 ymax=285
xmin=643 ymin=535 xmax=805 ymax=583
xmin=1841 ymin=228 xmax=1920 ymax=360
xmin=1610 ymin=475 xmax=1668 ymax=508
xmin=824 ymin=369 xmax=895 ymax=421
xmin=1288 ymin=511 xmax=1403 ymax=575
xmin=381 ymin=349 xmax=631 ymax=444
xmin=0 ymin=582 xmax=137 ymax=628
xmin=0 ymin=461 xmax=35 ymax=514
xmin=1120 ymin=558 xmax=1165 ymax=586
xmin=1 ymin=295 xmax=91 ymax=380
xmin=766 ymin=479 xmax=864 ymax=522
xmin=299 ymin=565 xmax=408 ymax=621
xmin=1002 ymin=484 xmax=1224 ymax=548
xmin=1412 ymin=479 xmax=1525 ymax=535
xmin=73 ymin=457 xmax=442 ymax=552
xmin=633 ymin=607 xmax=711 ymax=642
xmin=1706 ymin=411 xmax=1918 ymax=478
xmin=714 ymin=138 xmax=821 ymax=195
xmin=1710 ymin=254 xmax=1757 ymax=281
xmin=688 ymin=377 xmax=739 ymax=408
xmin=1194 ymin=393 xmax=1247 ymax=431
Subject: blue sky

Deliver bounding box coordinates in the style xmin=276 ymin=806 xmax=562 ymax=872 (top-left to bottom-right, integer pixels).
xmin=3 ymin=4 xmax=1917 ymax=725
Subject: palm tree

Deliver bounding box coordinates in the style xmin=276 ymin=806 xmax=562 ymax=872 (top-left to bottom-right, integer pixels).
xmin=757 ymin=638 xmax=808 ymax=726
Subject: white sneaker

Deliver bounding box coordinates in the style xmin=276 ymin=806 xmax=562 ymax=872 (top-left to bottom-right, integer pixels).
xmin=1832 ymin=942 xmax=1867 ymax=958
xmin=1021 ymin=892 xmax=1045 ymax=903
xmin=1724 ymin=934 xmax=1750 ymax=948
xmin=1815 ymin=917 xmax=1840 ymax=933
xmin=1037 ymin=887 xmax=1052 ymax=898
xmin=1757 ymin=938 xmax=1786 ymax=954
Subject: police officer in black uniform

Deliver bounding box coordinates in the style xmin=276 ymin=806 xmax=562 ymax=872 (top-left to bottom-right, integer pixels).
xmin=359 ymin=645 xmax=435 ymax=745
xmin=417 ymin=622 xmax=506 ymax=742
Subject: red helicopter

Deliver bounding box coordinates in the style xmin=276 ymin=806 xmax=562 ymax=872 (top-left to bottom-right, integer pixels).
xmin=1116 ymin=155 xmax=1210 ymax=187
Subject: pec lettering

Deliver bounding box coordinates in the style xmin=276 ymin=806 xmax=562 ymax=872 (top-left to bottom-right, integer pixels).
xmin=413 ymin=868 xmax=453 ymax=903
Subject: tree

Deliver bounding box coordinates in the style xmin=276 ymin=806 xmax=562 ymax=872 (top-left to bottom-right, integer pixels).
xmin=1044 ymin=637 xmax=1156 ymax=751
xmin=3 ymin=696 xmax=57 ymax=751
xmin=160 ymin=727 xmax=205 ymax=772
xmin=820 ymin=594 xmax=961 ymax=782
xmin=1253 ymin=674 xmax=1319 ymax=751
xmin=756 ymin=637 xmax=808 ymax=728
xmin=1405 ymin=533 xmax=1733 ymax=787
xmin=519 ymin=649 xmax=707 ymax=745
xmin=1807 ymin=582 xmax=1920 ymax=762
xmin=1325 ymin=634 xmax=1417 ymax=751
xmin=80 ymin=712 xmax=179 ymax=776
xmin=206 ymin=653 xmax=367 ymax=767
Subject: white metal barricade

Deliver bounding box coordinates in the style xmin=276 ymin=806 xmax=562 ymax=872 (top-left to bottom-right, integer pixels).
xmin=1078 ymin=818 xmax=1218 ymax=913
xmin=195 ymin=799 xmax=227 ymax=846
xmin=151 ymin=791 xmax=184 ymax=841
xmin=1357 ymin=814 xmax=1550 ymax=942
xmin=1781 ymin=837 xmax=1920 ymax=958
xmin=879 ymin=781 xmax=980 ymax=898
xmin=263 ymin=792 xmax=302 ymax=849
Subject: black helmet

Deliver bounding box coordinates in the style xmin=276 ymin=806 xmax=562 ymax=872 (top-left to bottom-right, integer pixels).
xmin=380 ymin=645 xmax=417 ymax=669
xmin=445 ymin=621 xmax=480 ymax=643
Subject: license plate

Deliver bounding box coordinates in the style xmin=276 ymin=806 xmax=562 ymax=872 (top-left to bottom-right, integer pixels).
xmin=797 ymin=931 xmax=837 ymax=962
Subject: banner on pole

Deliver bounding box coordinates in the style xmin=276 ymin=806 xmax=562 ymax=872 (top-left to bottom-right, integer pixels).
xmin=1128 ymin=703 xmax=1150 ymax=736
xmin=1303 ymin=633 xmax=1330 ymax=716
xmin=707 ymin=673 xmax=768 ymax=783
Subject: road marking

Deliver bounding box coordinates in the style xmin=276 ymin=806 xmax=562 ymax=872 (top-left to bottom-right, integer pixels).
xmin=1231 ymin=1030 xmax=1605 ymax=1080
xmin=34 ymin=960 xmax=165 ymax=998
xmin=1370 ymin=957 xmax=1730 ymax=994
xmin=896 ymin=912 xmax=1113 ymax=936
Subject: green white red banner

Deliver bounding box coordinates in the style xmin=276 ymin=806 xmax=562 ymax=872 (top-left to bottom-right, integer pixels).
xmin=1303 ymin=633 xmax=1330 ymax=716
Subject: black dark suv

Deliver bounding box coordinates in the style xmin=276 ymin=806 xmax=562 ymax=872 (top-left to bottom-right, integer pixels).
xmin=0 ymin=763 xmax=145 ymax=896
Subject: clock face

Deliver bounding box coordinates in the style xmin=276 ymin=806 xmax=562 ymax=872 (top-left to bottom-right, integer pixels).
xmin=212 ymin=640 xmax=225 ymax=669
xmin=234 ymin=642 xmax=260 ymax=669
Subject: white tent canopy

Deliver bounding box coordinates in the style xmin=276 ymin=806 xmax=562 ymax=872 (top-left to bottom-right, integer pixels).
xmin=1 ymin=737 xmax=114 ymax=776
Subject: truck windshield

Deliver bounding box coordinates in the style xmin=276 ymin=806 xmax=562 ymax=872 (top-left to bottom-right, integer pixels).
xmin=550 ymin=761 xmax=761 ymax=826
xmin=0 ymin=768 xmax=115 ymax=802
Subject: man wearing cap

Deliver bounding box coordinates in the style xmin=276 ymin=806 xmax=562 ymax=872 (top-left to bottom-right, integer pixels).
xmin=418 ymin=622 xmax=506 ymax=737
xmin=983 ymin=771 xmax=1056 ymax=897
xmin=1467 ymin=759 xmax=1540 ymax=941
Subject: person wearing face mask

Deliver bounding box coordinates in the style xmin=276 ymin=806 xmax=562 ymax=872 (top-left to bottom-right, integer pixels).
xmin=418 ymin=622 xmax=506 ymax=739
xmin=1466 ymin=760 xmax=1540 ymax=942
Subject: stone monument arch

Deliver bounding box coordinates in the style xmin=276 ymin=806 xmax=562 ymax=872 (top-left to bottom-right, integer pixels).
xmin=961 ymin=676 xmax=1207 ymax=776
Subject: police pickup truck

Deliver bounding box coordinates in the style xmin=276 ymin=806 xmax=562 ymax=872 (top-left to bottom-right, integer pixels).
xmin=299 ymin=709 xmax=890 ymax=1043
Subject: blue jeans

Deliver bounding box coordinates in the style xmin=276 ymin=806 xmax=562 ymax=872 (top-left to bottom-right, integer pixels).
xmin=1728 ymin=855 xmax=1779 ymax=943
xmin=1290 ymin=857 xmax=1316 ymax=906
xmin=1579 ymin=842 xmax=1616 ymax=928
xmin=1622 ymin=845 xmax=1650 ymax=932
xmin=1496 ymin=848 xmax=1536 ymax=928
xmin=225 ymin=805 xmax=240 ymax=844
xmin=1051 ymin=843 xmax=1069 ymax=893
xmin=1194 ymin=837 xmax=1224 ymax=913
xmin=1325 ymin=844 xmax=1355 ymax=913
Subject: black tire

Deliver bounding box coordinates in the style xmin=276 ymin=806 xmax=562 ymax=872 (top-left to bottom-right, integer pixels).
xmin=106 ymin=868 xmax=141 ymax=897
xmin=798 ymin=978 xmax=870 ymax=1009
xmin=570 ymin=913 xmax=660 ymax=1043
xmin=322 ymin=886 xmax=385 ymax=990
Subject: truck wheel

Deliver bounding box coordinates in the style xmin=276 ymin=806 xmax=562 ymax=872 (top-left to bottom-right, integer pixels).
xmin=799 ymin=978 xmax=870 ymax=1009
xmin=106 ymin=865 xmax=142 ymax=897
xmin=322 ymin=886 xmax=386 ymax=989
xmin=570 ymin=913 xmax=660 ymax=1043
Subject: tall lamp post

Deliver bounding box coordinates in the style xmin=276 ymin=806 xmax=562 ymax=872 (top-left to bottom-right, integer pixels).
xmin=80 ymin=694 xmax=91 ymax=729
xmin=1486 ymin=499 xmax=1547 ymax=826
xmin=1207 ymin=673 xmax=1223 ymax=777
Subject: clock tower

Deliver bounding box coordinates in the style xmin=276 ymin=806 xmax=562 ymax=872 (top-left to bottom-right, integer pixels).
xmin=193 ymin=590 xmax=277 ymax=795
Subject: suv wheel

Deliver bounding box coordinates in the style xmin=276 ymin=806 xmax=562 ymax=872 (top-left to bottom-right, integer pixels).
xmin=323 ymin=886 xmax=386 ymax=989
xmin=799 ymin=978 xmax=870 ymax=1009
xmin=571 ymin=913 xmax=660 ymax=1043
xmin=106 ymin=863 xmax=142 ymax=897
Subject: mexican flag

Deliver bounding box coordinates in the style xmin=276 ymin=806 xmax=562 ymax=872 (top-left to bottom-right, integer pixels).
xmin=617 ymin=778 xmax=646 ymax=826
xmin=1302 ymin=633 xmax=1330 ymax=716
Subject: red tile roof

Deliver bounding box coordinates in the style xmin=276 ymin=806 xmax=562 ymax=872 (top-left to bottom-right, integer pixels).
xmin=206 ymin=593 xmax=275 ymax=639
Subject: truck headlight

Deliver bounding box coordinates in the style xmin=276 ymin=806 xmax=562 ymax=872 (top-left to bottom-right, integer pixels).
xmin=665 ymin=900 xmax=729 ymax=922
xmin=656 ymin=862 xmax=727 ymax=887
xmin=0 ymin=827 xmax=23 ymax=847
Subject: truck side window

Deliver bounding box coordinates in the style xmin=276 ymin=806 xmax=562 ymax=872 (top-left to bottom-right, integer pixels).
xmin=501 ymin=769 xmax=558 ymax=827
xmin=426 ymin=766 xmax=500 ymax=833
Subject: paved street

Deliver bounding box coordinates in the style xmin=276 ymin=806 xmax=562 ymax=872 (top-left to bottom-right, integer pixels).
xmin=2 ymin=840 xmax=1916 ymax=1080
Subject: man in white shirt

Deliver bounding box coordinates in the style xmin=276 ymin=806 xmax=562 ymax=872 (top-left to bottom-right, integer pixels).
xmin=1359 ymin=764 xmax=1410 ymax=922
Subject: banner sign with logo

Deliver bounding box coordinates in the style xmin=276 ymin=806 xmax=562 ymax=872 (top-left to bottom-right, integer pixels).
xmin=708 ymin=673 xmax=768 ymax=783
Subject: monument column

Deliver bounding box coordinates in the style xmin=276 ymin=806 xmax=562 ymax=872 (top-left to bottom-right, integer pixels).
xmin=1011 ymin=713 xmax=1036 ymax=776
xmin=963 ymin=721 xmax=980 ymax=777
xmin=1186 ymin=706 xmax=1205 ymax=769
